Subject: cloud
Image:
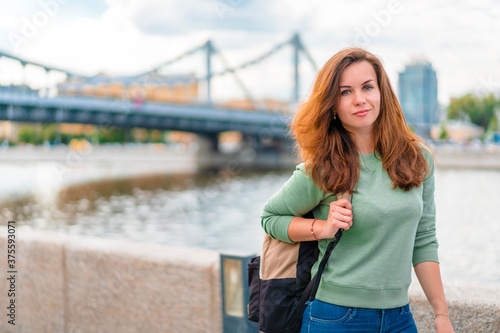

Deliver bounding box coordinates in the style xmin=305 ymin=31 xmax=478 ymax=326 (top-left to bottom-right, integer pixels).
xmin=106 ymin=0 xmax=314 ymax=36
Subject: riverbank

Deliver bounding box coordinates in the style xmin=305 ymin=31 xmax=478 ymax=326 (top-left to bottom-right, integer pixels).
xmin=0 ymin=143 xmax=199 ymax=164
xmin=0 ymin=144 xmax=198 ymax=201
xmin=432 ymin=145 xmax=500 ymax=169
xmin=1 ymin=143 xmax=500 ymax=169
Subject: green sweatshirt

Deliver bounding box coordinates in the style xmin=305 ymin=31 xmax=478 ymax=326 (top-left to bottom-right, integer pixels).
xmin=261 ymin=150 xmax=439 ymax=309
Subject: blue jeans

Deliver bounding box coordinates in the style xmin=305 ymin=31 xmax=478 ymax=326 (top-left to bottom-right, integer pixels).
xmin=300 ymin=299 xmax=418 ymax=332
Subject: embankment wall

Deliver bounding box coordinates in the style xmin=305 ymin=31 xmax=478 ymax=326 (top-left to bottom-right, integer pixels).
xmin=0 ymin=230 xmax=498 ymax=333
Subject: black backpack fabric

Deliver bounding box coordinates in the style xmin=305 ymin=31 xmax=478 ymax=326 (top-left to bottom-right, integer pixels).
xmin=247 ymin=239 xmax=318 ymax=332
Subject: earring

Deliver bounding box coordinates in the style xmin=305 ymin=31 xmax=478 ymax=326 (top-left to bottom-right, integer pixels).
xmin=333 ymin=111 xmax=337 ymax=120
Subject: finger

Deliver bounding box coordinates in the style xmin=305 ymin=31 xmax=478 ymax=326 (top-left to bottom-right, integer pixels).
xmin=329 ymin=206 xmax=353 ymax=220
xmin=329 ymin=201 xmax=351 ymax=213
xmin=330 ymin=198 xmax=352 ymax=210
xmin=330 ymin=211 xmax=353 ymax=230
xmin=339 ymin=220 xmax=351 ymax=230
xmin=335 ymin=211 xmax=352 ymax=225
xmin=326 ymin=217 xmax=349 ymax=231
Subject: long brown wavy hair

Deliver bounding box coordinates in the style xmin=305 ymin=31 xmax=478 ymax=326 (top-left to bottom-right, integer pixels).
xmin=290 ymin=48 xmax=429 ymax=193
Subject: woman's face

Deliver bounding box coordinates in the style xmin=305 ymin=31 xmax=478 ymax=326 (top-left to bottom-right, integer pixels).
xmin=336 ymin=61 xmax=381 ymax=137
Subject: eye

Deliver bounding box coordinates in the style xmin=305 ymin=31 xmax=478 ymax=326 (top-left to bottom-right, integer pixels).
xmin=363 ymin=85 xmax=373 ymax=91
xmin=340 ymin=90 xmax=350 ymax=96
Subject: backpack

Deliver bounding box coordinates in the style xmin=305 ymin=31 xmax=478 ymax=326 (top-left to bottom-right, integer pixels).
xmin=247 ymin=193 xmax=350 ymax=333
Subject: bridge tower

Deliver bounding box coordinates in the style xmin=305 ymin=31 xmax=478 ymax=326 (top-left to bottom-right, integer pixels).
xmin=290 ymin=32 xmax=318 ymax=103
xmin=205 ymin=40 xmax=215 ymax=106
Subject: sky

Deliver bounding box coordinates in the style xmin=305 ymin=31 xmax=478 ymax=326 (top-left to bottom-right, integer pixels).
xmin=0 ymin=0 xmax=499 ymax=107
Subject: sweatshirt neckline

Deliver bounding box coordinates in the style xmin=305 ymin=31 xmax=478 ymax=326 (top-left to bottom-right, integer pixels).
xmin=359 ymin=151 xmax=379 ymax=161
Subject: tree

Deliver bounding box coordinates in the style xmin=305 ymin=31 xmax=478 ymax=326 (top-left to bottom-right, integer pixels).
xmin=448 ymin=93 xmax=498 ymax=129
xmin=41 ymin=124 xmax=57 ymax=142
xmin=149 ymin=129 xmax=163 ymax=143
xmin=18 ymin=124 xmax=42 ymax=144
xmin=488 ymin=113 xmax=499 ymax=132
xmin=439 ymin=123 xmax=448 ymax=140
xmin=97 ymin=127 xmax=127 ymax=143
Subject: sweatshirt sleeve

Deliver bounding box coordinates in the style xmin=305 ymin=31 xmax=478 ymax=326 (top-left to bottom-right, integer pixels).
xmin=412 ymin=149 xmax=440 ymax=266
xmin=261 ymin=163 xmax=326 ymax=243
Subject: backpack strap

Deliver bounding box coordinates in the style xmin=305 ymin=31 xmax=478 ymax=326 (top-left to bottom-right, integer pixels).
xmin=299 ymin=229 xmax=342 ymax=303
xmin=299 ymin=192 xmax=352 ymax=304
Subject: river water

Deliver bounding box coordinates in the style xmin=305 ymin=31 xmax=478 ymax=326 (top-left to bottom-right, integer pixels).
xmin=1 ymin=159 xmax=499 ymax=289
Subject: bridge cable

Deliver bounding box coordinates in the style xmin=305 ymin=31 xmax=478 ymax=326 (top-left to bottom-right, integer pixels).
xmin=296 ymin=37 xmax=318 ymax=72
xmin=0 ymin=49 xmax=87 ymax=78
xmin=211 ymin=45 xmax=257 ymax=110
xmin=135 ymin=43 xmax=208 ymax=77
xmin=210 ymin=38 xmax=291 ymax=77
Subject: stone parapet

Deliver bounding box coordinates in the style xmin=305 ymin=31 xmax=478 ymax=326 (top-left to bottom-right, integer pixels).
xmin=0 ymin=229 xmax=498 ymax=332
xmin=409 ymin=281 xmax=500 ymax=332
xmin=0 ymin=229 xmax=221 ymax=333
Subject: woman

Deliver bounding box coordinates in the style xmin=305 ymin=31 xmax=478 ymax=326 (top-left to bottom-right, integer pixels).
xmin=261 ymin=48 xmax=454 ymax=332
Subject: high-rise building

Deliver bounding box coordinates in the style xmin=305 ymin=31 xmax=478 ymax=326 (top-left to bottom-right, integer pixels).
xmin=398 ymin=60 xmax=439 ymax=138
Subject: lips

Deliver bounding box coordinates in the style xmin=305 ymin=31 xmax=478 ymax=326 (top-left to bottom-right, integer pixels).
xmin=354 ymin=109 xmax=370 ymax=117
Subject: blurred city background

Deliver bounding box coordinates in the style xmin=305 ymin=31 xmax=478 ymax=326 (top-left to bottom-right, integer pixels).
xmin=0 ymin=0 xmax=499 ymax=290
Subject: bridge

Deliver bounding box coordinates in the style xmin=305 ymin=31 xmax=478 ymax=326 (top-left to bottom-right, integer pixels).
xmin=0 ymin=33 xmax=317 ymax=151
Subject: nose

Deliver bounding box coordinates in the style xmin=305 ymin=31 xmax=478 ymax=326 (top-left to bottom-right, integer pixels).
xmin=353 ymin=90 xmax=366 ymax=105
